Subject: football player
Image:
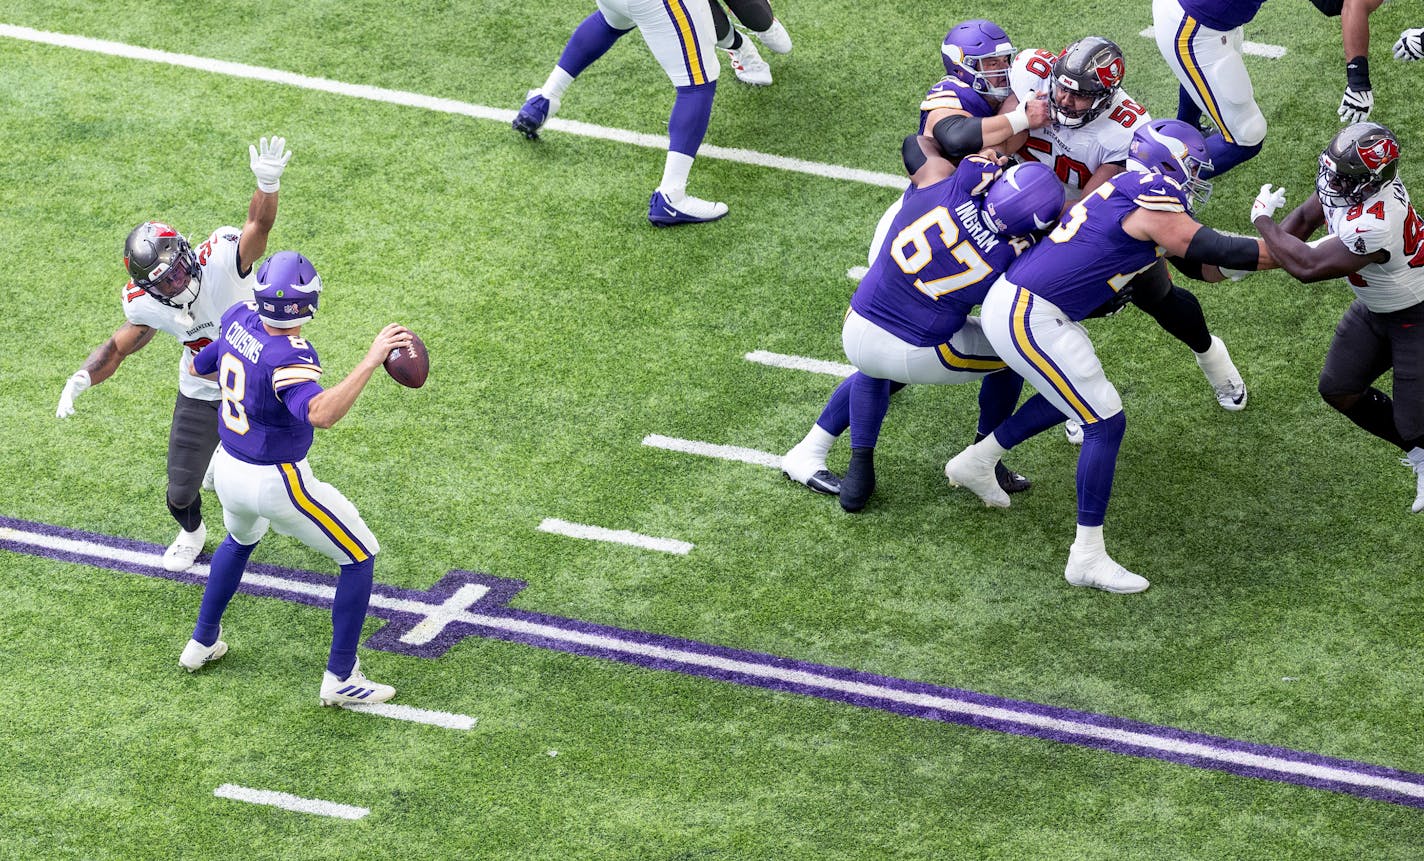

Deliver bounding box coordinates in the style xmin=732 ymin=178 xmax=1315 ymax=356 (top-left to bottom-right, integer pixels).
xmin=1014 ymin=37 xmax=1248 ymax=441
xmin=1151 ymin=0 xmax=1268 ymax=176
xmin=56 ymin=137 xmax=292 ymax=573
xmin=180 ymin=251 xmax=414 ymax=706
xmin=831 ymin=141 xmax=1065 ymax=513
xmin=708 ymin=0 xmax=791 ymax=86
xmin=945 ymin=120 xmax=1273 ymax=593
xmin=783 ymin=20 xmax=1051 ymax=499
xmin=1307 ymin=0 xmax=1393 ymax=123
xmin=514 ymin=0 xmax=727 ymax=226
xmin=1250 ymin=123 xmax=1424 ymax=512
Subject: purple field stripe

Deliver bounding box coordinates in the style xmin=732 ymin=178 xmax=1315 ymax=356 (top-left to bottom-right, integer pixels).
xmin=5 ymin=514 xmax=1423 ymax=809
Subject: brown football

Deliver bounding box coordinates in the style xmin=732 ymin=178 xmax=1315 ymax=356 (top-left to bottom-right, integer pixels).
xmin=383 ymin=330 xmax=429 ymax=388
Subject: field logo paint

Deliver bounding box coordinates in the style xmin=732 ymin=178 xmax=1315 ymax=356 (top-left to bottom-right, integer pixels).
xmin=4 ymin=514 xmax=1424 ymax=810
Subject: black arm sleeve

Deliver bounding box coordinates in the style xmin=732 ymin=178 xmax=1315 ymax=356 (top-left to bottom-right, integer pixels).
xmin=1182 ymin=227 xmax=1260 ymax=271
xmin=1166 ymin=256 xmax=1206 ymax=281
xmin=901 ymin=135 xmax=929 ymax=175
xmin=931 ymin=114 xmax=985 ymax=161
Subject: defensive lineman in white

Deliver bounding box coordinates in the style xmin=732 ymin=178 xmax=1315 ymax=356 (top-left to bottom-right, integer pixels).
xmin=56 ymin=137 xmax=292 ymax=573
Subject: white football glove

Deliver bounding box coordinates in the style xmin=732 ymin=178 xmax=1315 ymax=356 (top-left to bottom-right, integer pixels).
xmin=1394 ymin=28 xmax=1424 ymax=61
xmin=249 ymin=136 xmax=292 ymax=192
xmin=1251 ymin=184 xmax=1287 ymax=222
xmin=1338 ymin=87 xmax=1373 ymax=124
xmin=56 ymin=370 xmax=91 ymax=418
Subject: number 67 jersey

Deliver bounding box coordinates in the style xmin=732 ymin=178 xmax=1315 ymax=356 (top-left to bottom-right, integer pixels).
xmin=192 ymin=301 xmax=324 ymax=465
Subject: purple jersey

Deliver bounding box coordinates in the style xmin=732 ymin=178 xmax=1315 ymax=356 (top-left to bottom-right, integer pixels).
xmin=852 ymin=156 xmax=1026 ymax=346
xmin=193 ymin=302 xmax=325 ymax=465
xmin=1180 ymin=0 xmax=1265 ymax=30
xmin=917 ymin=75 xmax=996 ymax=134
xmin=1007 ymin=171 xmax=1190 ymax=320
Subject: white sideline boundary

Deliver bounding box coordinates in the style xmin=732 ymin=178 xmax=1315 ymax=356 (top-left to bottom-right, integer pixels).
xmin=0 ymin=24 xmax=909 ymax=191
xmin=213 ymin=784 xmax=369 ymax=820
xmin=538 ymin=518 xmax=693 ymax=555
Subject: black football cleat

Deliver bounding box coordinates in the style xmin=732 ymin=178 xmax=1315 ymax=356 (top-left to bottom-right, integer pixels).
xmin=995 ymin=461 xmax=1031 ymax=494
xmin=839 ymin=448 xmax=876 ymax=513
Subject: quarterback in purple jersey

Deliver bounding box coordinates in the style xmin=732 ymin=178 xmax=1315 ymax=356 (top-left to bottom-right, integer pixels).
xmin=832 ymin=143 xmax=1064 ymax=512
xmin=180 ymin=251 xmax=415 ymax=707
xmin=945 ymin=120 xmax=1273 ymax=593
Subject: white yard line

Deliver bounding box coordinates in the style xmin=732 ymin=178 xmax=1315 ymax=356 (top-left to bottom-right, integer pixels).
xmin=538 ymin=518 xmax=693 ymax=555
xmin=213 ymin=784 xmax=369 ymax=820
xmin=1137 ymin=26 xmax=1287 ymax=59
xmin=0 ymin=24 xmax=909 ymax=190
xmin=641 ymin=434 xmax=782 ymax=469
xmin=339 ymin=702 xmax=477 ymax=730
xmin=744 ymin=350 xmax=854 ymax=378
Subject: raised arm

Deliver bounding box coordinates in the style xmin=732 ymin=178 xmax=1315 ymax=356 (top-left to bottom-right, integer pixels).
xmin=236 ymin=137 xmax=292 ymax=275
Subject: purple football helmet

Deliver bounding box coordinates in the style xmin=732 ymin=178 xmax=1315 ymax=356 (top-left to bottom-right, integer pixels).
xmin=1127 ymin=118 xmax=1213 ymax=210
xmin=254 ymin=251 xmax=322 ymax=329
xmin=982 ymin=161 xmax=1066 ymax=237
xmin=941 ymin=20 xmax=1016 ymax=100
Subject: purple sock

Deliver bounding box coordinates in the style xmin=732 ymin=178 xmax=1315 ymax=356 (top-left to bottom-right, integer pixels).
xmin=1201 ymin=136 xmax=1262 ymax=179
xmin=817 ymin=376 xmax=907 ymax=436
xmin=993 ymin=394 xmax=1066 ymax=449
xmin=848 ymin=374 xmax=892 ymax=450
xmin=669 ymin=81 xmax=717 ymax=156
xmin=976 ymin=371 xmax=1024 ymax=435
xmin=556 ymin=12 xmax=630 ymax=78
xmin=193 ymin=535 xmax=257 ymax=646
xmin=328 ymin=558 xmax=375 ymax=679
xmin=1176 ymin=85 xmax=1203 ymax=128
xmin=1075 ymin=411 xmax=1127 ymax=527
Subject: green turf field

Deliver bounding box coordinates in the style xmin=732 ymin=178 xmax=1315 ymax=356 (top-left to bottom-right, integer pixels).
xmin=2 ymin=1 xmax=1423 ymax=858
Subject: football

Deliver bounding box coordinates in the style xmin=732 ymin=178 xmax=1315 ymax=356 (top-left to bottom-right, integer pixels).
xmin=384 ymin=330 xmax=429 ymax=388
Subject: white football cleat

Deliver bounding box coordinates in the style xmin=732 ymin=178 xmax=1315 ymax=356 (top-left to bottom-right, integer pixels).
xmin=944 ymin=446 xmax=1010 ymax=508
xmin=726 ymin=37 xmax=772 ymax=85
xmin=648 ymin=191 xmax=728 ymax=226
xmin=1195 ymin=335 xmax=1247 ymax=411
xmin=1406 ymin=449 xmax=1424 ymax=513
xmin=752 ymin=18 xmax=793 ymax=54
xmin=162 ymin=522 xmax=207 ymax=572
xmin=320 ymin=659 xmax=396 ymax=707
xmin=179 ymin=626 xmax=228 ymax=672
xmin=1064 ymin=545 xmax=1149 ymax=594
xmin=1064 ymin=420 xmax=1084 ymax=446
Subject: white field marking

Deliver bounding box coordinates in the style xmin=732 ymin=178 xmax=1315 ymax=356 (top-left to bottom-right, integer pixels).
xmin=0 ymin=24 xmax=910 ymax=191
xmin=1137 ymin=26 xmax=1287 ymax=59
xmin=339 ymin=702 xmax=477 ymax=730
xmin=213 ymin=784 xmax=369 ymax=820
xmin=10 ymin=521 xmax=1424 ymax=802
xmin=744 ymin=350 xmax=854 ymax=378
xmin=537 ymin=518 xmax=693 ymax=555
xmin=641 ymin=434 xmax=782 ymax=470
xmin=846 ymin=266 xmax=869 ymax=281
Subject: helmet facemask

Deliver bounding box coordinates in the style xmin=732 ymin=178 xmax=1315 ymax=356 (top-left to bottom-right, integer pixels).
xmin=125 ymin=222 xmax=202 ymax=309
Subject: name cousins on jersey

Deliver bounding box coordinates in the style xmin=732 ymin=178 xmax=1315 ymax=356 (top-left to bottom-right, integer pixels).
xmin=225 ymin=318 xmax=264 ymax=363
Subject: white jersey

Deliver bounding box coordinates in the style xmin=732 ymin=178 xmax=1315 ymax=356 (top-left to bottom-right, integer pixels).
xmin=1322 ymin=181 xmax=1424 ymax=313
xmin=121 ymin=226 xmax=255 ymax=400
xmin=1009 ymin=49 xmax=1147 ymax=201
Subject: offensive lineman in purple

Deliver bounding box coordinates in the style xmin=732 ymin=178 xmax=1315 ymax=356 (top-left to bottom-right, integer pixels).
xmin=1179 ymin=0 xmax=1266 ymax=30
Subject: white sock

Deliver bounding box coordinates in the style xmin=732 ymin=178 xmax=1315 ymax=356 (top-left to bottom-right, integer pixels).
xmin=1408 ymin=447 xmax=1424 ymax=468
xmin=659 ymin=152 xmax=695 ymax=199
xmin=542 ymin=67 xmax=575 ymax=100
xmin=795 ymin=424 xmax=836 ymax=459
xmin=1073 ymin=523 xmax=1105 ymax=554
xmin=974 ymin=432 xmax=1007 ymax=461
